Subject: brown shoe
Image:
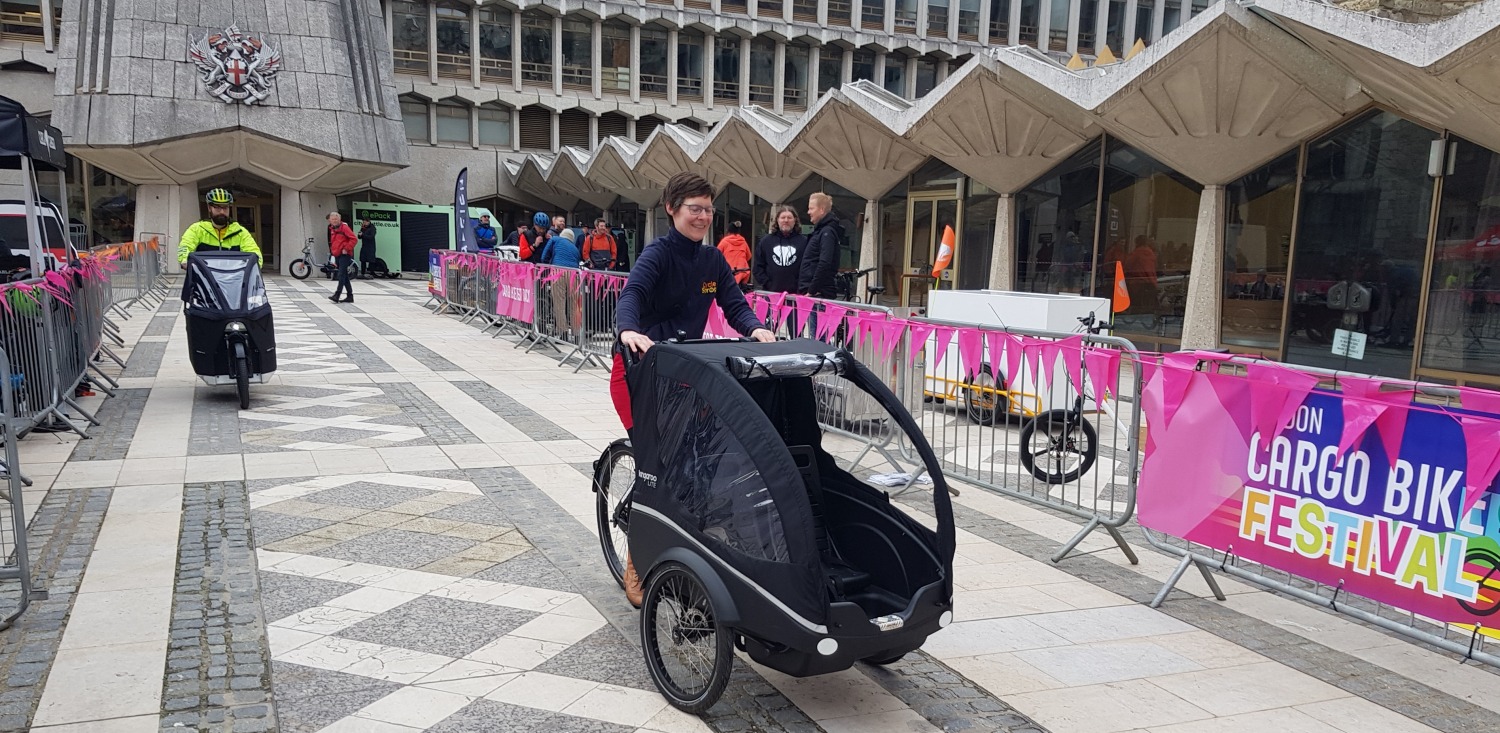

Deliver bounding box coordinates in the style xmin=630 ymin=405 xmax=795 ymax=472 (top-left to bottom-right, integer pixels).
xmin=623 ymin=553 xmax=643 ymax=608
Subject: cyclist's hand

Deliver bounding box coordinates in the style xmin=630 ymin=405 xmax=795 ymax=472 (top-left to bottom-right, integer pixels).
xmin=750 ymin=328 xmax=775 ymax=343
xmin=620 ymin=330 xmax=653 ymax=355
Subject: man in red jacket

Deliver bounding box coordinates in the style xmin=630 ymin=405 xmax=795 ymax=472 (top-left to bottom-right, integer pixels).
xmin=328 ymin=212 xmax=357 ymax=303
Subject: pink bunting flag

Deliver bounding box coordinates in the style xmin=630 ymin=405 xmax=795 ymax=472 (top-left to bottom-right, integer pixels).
xmin=1083 ymin=347 xmax=1120 ymax=403
xmin=1021 ymin=337 xmax=1044 ymax=385
xmin=879 ymin=319 xmax=907 ymax=361
xmin=1058 ymin=337 xmax=1086 ymax=396
xmin=906 ymin=321 xmax=937 ymax=367
xmin=1459 ymin=415 xmax=1500 ymax=515
xmin=793 ymin=297 xmax=814 ymax=337
xmin=753 ymin=297 xmax=770 ymax=324
xmin=1158 ymin=360 xmax=1196 ymax=430
xmin=1337 ymin=398 xmax=1387 ymax=458
xmin=820 ymin=305 xmax=849 ymax=341
xmin=931 ymin=327 xmax=956 ymax=369
xmin=1459 ymin=385 xmax=1500 ymax=418
xmin=984 ymin=331 xmax=1006 ymax=380
xmin=1340 ymin=376 xmax=1412 ymax=467
xmin=1002 ymin=333 xmax=1023 ymax=386
xmin=957 ymin=329 xmax=984 ymax=379
xmin=1245 ymin=362 xmax=1321 ymax=443
xmin=767 ymin=292 xmax=788 ymax=327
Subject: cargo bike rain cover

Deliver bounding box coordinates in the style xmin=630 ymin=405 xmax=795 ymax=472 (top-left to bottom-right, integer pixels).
xmin=181 ymin=252 xmax=270 ymax=318
xmin=627 ymin=338 xmax=956 ymax=629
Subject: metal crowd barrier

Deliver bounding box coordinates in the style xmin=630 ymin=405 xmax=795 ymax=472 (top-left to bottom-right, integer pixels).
xmin=1139 ymin=354 xmax=1500 ymax=669
xmin=0 ymin=346 xmax=33 ymax=630
xmin=420 ymin=258 xmax=1145 ymax=563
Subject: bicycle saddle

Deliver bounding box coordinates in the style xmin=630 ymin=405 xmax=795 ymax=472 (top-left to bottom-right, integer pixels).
xmin=866 ymin=286 xmax=886 ymax=295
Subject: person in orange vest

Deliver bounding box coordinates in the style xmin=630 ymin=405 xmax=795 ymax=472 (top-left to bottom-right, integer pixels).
xmin=717 ymin=220 xmax=752 ymax=289
xmin=582 ymin=218 xmax=619 ymax=270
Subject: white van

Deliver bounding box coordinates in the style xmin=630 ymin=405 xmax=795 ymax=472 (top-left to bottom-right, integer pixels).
xmin=0 ymin=200 xmax=69 ymax=270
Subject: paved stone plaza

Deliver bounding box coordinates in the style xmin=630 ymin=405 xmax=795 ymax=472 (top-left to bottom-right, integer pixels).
xmin=2 ymin=275 xmax=1499 ymax=733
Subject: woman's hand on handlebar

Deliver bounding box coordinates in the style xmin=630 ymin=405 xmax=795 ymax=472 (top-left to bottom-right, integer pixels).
xmin=620 ymin=330 xmax=653 ymax=355
xmin=749 ymin=328 xmax=775 ymax=343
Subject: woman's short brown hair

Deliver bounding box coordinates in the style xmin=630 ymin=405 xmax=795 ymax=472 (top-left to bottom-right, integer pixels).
xmin=662 ymin=172 xmax=716 ymax=212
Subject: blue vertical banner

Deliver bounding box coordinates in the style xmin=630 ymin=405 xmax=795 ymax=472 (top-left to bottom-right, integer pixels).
xmin=453 ymin=167 xmax=475 ymax=252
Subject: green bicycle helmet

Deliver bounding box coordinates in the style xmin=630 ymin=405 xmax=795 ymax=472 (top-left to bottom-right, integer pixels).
xmin=205 ymin=188 xmax=234 ymax=205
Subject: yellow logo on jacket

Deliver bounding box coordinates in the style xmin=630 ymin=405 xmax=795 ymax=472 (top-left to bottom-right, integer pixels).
xmin=701 ymin=281 xmax=717 ymax=294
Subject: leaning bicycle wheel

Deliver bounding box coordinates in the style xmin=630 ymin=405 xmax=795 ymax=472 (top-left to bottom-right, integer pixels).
xmin=1018 ymin=409 xmax=1097 ymax=484
xmin=593 ymin=441 xmax=635 ymax=588
xmin=289 ymin=259 xmax=311 ymax=280
xmin=641 ymin=562 xmax=733 ymax=713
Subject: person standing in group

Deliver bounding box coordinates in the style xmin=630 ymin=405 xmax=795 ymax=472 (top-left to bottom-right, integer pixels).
xmin=357 ymin=217 xmax=378 ymax=278
xmin=540 ymin=227 xmax=583 ymax=338
xmin=717 ymin=220 xmax=752 ymax=289
xmin=475 ymin=213 xmax=498 ymax=250
xmin=613 ymin=172 xmax=774 ymax=607
xmin=753 ymin=204 xmax=806 ymax=295
xmin=799 ymin=192 xmax=843 ymax=299
xmin=582 ymin=218 xmax=618 ymax=270
xmin=327 ymin=212 xmax=357 ymax=303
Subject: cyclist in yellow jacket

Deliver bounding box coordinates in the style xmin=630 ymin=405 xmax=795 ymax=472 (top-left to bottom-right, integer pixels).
xmin=178 ymin=188 xmax=263 ymax=266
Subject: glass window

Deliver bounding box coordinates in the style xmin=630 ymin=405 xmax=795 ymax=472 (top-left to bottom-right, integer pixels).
xmin=851 ymin=49 xmax=875 ymax=83
xmin=1048 ymin=0 xmax=1069 ymax=51
xmin=1222 ymin=150 xmax=1298 ymax=351
xmin=434 ymin=2 xmax=470 ymax=79
xmin=715 ymin=36 xmax=741 ymax=101
xmin=602 ymin=21 xmax=631 ymax=93
xmin=928 ymin=0 xmax=950 ymax=36
xmin=818 ymin=47 xmax=843 ymax=94
xmin=894 ymin=0 xmax=918 ymax=32
xmin=435 ymin=101 xmax=470 ymax=144
xmin=477 ymin=8 xmax=512 ymax=83
xmin=1135 ymin=0 xmax=1154 ymax=44
xmin=400 ymin=97 xmax=429 ymax=142
xmin=679 ymin=30 xmax=705 ymax=98
xmin=958 ymin=0 xmax=981 ymax=38
xmin=962 ymin=180 xmax=998 ymax=291
xmin=1018 ymin=0 xmax=1038 ymax=46
xmin=391 ymin=1 xmax=429 ymax=74
xmin=478 ymin=104 xmax=511 ymax=147
xmin=749 ymin=38 xmax=775 ymax=105
xmin=861 ymin=0 xmax=884 ymax=28
xmin=1017 ymin=142 xmax=1100 ymax=295
xmin=1079 ymin=0 xmax=1099 ymax=53
xmin=1105 ymin=0 xmax=1126 ymax=54
xmin=884 ymin=55 xmax=906 ymax=97
xmin=1098 ymin=138 xmax=1203 ymax=340
xmin=1288 ymin=111 xmax=1437 ymax=377
xmin=1424 ymin=137 xmax=1500 ymax=378
xmin=641 ymin=26 xmax=670 ymax=98
xmin=520 ymin=11 xmax=552 ymax=86
xmin=990 ymin=0 xmax=1011 ymax=43
xmin=784 ymin=43 xmax=810 ymax=109
xmin=561 ymin=19 xmax=592 ymax=89
xmin=1163 ymin=0 xmax=1181 ymax=36
xmin=915 ymin=57 xmax=938 ymax=97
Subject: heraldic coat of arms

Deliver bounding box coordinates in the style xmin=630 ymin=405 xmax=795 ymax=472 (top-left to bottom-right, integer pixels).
xmin=190 ymin=26 xmax=283 ymax=105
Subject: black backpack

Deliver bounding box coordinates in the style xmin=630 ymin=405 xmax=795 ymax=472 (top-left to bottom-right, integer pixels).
xmin=369 ymin=257 xmax=399 ymax=279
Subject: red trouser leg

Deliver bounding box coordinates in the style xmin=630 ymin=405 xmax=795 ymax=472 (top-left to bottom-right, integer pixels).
xmin=610 ymin=351 xmax=633 ymax=431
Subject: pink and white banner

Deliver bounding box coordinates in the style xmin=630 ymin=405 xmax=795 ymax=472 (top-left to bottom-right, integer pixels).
xmin=494 ymin=261 xmax=535 ymax=323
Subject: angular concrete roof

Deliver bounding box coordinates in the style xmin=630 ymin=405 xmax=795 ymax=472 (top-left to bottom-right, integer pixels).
xmin=510 ymin=0 xmax=1497 ymax=204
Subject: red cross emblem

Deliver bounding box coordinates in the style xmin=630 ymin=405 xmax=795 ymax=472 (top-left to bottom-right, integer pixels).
xmin=226 ymin=57 xmax=248 ymax=87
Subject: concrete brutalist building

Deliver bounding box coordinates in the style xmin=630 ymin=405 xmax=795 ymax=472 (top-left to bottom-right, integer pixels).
xmin=3 ymin=0 xmax=1500 ymax=385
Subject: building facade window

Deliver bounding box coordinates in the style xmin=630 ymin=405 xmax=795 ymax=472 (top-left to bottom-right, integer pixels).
xmin=749 ymin=38 xmax=775 ymax=105
xmin=784 ymin=43 xmax=810 ymax=109
xmin=1079 ymin=0 xmax=1100 ymax=53
xmin=679 ymin=30 xmax=706 ymax=98
xmin=1222 ymin=150 xmax=1297 ymax=352
xmin=958 ymin=0 xmax=981 ymax=39
xmin=400 ymin=96 xmax=429 ymax=142
xmin=990 ymin=0 xmax=1011 ymax=43
xmin=1135 ymin=0 xmax=1155 ymax=44
xmin=640 ymin=26 xmax=670 ymax=98
xmin=1018 ymin=0 xmax=1039 ymax=46
xmin=518 ymin=105 xmax=552 ymax=150
xmin=851 ymin=49 xmax=875 ymax=82
xmin=1423 ymin=136 xmax=1500 ymax=379
xmin=434 ymin=1 xmax=470 ymax=79
xmin=391 ymin=1 xmax=429 ymax=74
xmin=794 ymin=0 xmax=819 ymax=22
xmin=828 ymin=0 xmax=853 ymax=26
xmin=1048 ymin=0 xmax=1069 ymax=51
xmin=520 ymin=11 xmax=553 ymax=86
xmin=597 ymin=112 xmax=628 ymax=144
xmin=818 ymin=47 xmax=844 ymax=94
xmin=714 ymin=36 xmax=741 ymax=102
xmin=1164 ymin=0 xmax=1182 ymax=35
xmin=1105 ymin=0 xmax=1127 ymax=53
xmin=915 ymin=56 xmax=938 ymax=97
xmin=860 ymin=0 xmax=884 ymax=29
xmin=477 ymin=8 xmax=513 ymax=83
xmin=559 ymin=108 xmax=591 ymax=149
xmin=884 ymin=55 xmax=907 ymax=97
xmin=636 ymin=115 xmax=665 ymax=142
xmin=478 ymin=103 xmax=512 ymax=147
xmin=894 ymin=0 xmax=918 ymax=33
xmin=435 ymin=100 xmax=470 ymax=144
xmin=561 ymin=19 xmax=592 ymax=90
xmin=1288 ymin=111 xmax=1438 ymax=377
xmin=1016 ymin=142 xmax=1101 ymax=296
xmin=601 ymin=21 xmax=632 ymax=93
xmin=928 ymin=0 xmax=950 ymax=37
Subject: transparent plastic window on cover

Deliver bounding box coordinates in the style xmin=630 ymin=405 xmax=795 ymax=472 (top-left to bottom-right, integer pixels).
xmin=654 ymin=376 xmax=791 ymax=563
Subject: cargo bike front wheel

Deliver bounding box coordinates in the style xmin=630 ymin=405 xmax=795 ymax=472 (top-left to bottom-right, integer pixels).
xmin=641 ymin=562 xmax=733 ymax=713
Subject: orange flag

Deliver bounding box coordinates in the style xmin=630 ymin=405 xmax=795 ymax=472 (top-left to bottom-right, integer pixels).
xmin=1112 ymin=260 xmax=1131 ymax=313
xmin=932 ymin=225 xmax=955 ymax=278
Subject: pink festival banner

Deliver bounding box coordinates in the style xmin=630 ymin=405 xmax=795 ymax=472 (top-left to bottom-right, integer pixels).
xmin=1138 ymin=358 xmax=1500 ymax=631
xmin=494 ymin=261 xmax=535 ymax=323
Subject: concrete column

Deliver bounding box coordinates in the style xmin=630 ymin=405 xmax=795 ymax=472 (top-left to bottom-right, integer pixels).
xmin=841 ymin=49 xmax=853 ymax=83
xmin=134 ymin=183 xmax=198 ymax=255
xmin=1123 ymin=0 xmax=1139 ymax=48
xmin=667 ymin=29 xmax=680 ymax=106
xmin=551 ymin=110 xmax=561 ymax=152
xmin=1180 ymin=184 xmax=1225 ymax=350
xmin=860 ymin=199 xmax=879 ymax=274
xmin=820 ymin=0 xmax=830 ymax=26
xmin=885 ymin=0 xmax=896 ymax=35
xmin=904 ymin=55 xmax=918 ymax=98
xmin=987 ymin=194 xmax=1015 ymax=290
xmin=588 ymin=114 xmax=599 ymax=151
xmin=645 ymin=206 xmax=658 ymax=241
xmin=40 ymin=0 xmax=54 ymax=52
xmin=1067 ymin=0 xmax=1082 ymax=54
xmin=979 ymin=0 xmax=993 ymax=42
xmin=739 ymin=38 xmax=751 ymax=108
xmin=704 ymin=34 xmax=716 ymax=108
xmin=592 ymin=19 xmax=603 ymax=99
xmin=808 ymin=45 xmax=821 ymax=98
xmin=773 ymin=40 xmax=786 ymax=113
xmin=630 ymin=25 xmax=642 ymax=103
xmin=1037 ymin=0 xmax=1052 ymax=52
xmin=936 ymin=58 xmax=949 ymax=82
xmin=916 ymin=1 xmax=929 ymax=39
xmin=948 ymin=0 xmax=960 ymax=40
xmin=553 ymin=15 xmax=564 ymax=97
xmin=1094 ymin=0 xmax=1110 ymax=55
xmin=512 ymin=12 xmax=523 ymax=93
xmin=874 ymin=53 xmax=887 ymax=88
xmin=512 ymin=111 xmax=522 ymax=150
xmin=785 ymin=0 xmax=795 ymax=23
xmin=279 ymin=189 xmax=336 ymax=277
xmin=1008 ymin=0 xmax=1022 ymax=45
xmin=471 ymin=105 xmax=480 ymax=148
xmin=387 ymin=1 xmax=395 ymax=56
xmin=471 ymin=11 xmax=481 ymax=87
xmin=1152 ymin=0 xmax=1165 ymax=41
xmin=428 ymin=1 xmax=439 ymax=84
xmin=428 ymin=102 xmax=437 ymax=145
xmin=626 ymin=117 xmax=637 ymax=140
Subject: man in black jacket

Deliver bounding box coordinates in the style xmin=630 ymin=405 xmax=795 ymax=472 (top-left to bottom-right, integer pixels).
xmin=798 ymin=192 xmax=842 ymax=298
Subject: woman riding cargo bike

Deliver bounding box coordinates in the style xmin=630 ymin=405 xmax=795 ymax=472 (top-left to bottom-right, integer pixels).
xmin=593 ymin=174 xmax=956 ymax=713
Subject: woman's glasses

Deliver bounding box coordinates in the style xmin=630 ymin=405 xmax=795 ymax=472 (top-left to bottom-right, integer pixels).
xmin=682 ymin=204 xmax=715 ymax=218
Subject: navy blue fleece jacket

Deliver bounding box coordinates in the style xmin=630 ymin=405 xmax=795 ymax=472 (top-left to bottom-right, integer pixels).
xmin=616 ymin=227 xmax=764 ymax=342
